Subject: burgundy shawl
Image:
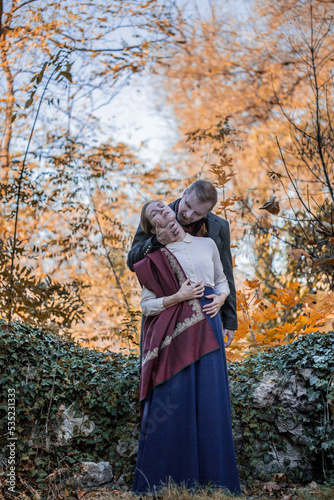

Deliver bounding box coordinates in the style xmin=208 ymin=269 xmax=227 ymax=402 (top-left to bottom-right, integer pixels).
xmin=134 ymin=247 xmax=219 ymax=402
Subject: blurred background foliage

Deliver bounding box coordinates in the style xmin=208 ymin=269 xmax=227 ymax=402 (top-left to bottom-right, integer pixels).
xmin=0 ymin=0 xmax=333 ymax=354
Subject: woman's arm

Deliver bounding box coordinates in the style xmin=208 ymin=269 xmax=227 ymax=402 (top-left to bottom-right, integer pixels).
xmin=140 ymin=287 xmax=165 ymax=316
xmin=141 ymin=278 xmax=205 ymax=317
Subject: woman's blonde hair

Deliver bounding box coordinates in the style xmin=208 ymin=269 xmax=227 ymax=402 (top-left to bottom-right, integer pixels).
xmin=140 ymin=200 xmax=162 ymax=235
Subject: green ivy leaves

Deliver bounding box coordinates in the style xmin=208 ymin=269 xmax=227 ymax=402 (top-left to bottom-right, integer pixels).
xmin=229 ymin=331 xmax=334 ymax=483
xmin=0 ymin=320 xmax=140 ymax=494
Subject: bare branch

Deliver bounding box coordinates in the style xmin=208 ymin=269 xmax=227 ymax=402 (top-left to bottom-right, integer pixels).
xmin=276 ymin=137 xmax=327 ymax=230
xmin=12 ymin=0 xmax=37 ymax=14
xmin=309 ymin=2 xmax=334 ymax=202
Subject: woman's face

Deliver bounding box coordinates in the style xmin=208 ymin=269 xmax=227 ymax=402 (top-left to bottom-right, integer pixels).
xmin=145 ymin=202 xmax=176 ymax=232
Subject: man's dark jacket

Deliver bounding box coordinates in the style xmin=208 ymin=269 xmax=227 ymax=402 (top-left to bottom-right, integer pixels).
xmin=127 ymin=199 xmax=238 ymax=331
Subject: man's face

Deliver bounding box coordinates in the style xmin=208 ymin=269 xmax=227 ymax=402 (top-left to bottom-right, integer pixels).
xmin=145 ymin=201 xmax=176 ymax=232
xmin=177 ymin=190 xmax=212 ymax=226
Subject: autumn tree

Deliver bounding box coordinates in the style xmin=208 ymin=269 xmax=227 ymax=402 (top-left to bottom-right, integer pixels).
xmin=0 ymin=0 xmax=181 ymax=345
xmin=155 ymin=0 xmax=334 ymax=288
xmin=146 ymin=0 xmax=334 ymax=356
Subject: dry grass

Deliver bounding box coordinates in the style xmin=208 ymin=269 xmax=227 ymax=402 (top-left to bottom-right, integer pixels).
xmin=294 ymin=484 xmax=334 ymax=499
xmin=83 ymin=482 xmax=243 ymax=499
xmin=82 ymin=482 xmax=334 ymax=500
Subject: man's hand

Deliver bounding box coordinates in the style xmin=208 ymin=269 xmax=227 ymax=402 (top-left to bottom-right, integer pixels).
xmin=155 ymin=220 xmax=181 ymax=245
xmin=202 ymin=293 xmax=227 ymax=318
xmin=224 ymin=329 xmax=235 ymax=347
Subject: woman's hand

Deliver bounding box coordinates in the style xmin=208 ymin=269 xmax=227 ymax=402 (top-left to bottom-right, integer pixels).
xmin=162 ymin=278 xmax=204 ymax=309
xmin=176 ymin=278 xmax=205 ymax=302
xmin=202 ymin=293 xmax=227 ymax=318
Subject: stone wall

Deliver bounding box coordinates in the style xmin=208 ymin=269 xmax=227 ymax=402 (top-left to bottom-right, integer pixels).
xmin=50 ymin=333 xmax=334 ymax=489
xmin=1 ymin=323 xmax=333 ymax=494
xmin=228 ymin=331 xmax=334 ymax=483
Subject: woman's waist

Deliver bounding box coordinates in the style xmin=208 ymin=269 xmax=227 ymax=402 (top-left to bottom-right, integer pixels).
xmin=198 ymin=286 xmax=215 ymax=306
xmin=188 ymin=283 xmax=215 ymax=292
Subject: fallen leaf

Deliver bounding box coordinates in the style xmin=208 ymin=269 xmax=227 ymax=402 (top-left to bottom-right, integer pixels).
xmin=281 ymin=495 xmax=293 ymax=500
xmin=75 ymin=491 xmax=87 ymax=500
xmin=262 ymin=481 xmax=280 ymax=491
xmin=259 ymin=196 xmax=280 ymax=215
xmin=274 ymin=472 xmax=287 ymax=482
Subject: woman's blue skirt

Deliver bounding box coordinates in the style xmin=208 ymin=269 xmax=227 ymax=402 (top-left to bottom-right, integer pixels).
xmin=132 ymin=287 xmax=241 ymax=495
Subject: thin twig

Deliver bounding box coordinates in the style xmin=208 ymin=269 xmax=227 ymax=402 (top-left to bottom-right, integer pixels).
xmin=309 ymin=1 xmax=334 ymax=202
xmin=8 ymin=52 xmax=70 ymax=321
xmin=276 ymin=137 xmax=328 ymax=231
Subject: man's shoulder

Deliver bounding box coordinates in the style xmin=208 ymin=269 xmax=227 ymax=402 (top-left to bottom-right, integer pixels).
xmin=207 ymin=211 xmax=229 ymax=228
xmin=168 ymin=199 xmax=179 ymax=211
xmin=205 ymin=212 xmax=230 ymax=243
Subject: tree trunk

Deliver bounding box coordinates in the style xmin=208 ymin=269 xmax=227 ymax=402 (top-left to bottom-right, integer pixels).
xmin=0 ymin=0 xmax=16 ymax=179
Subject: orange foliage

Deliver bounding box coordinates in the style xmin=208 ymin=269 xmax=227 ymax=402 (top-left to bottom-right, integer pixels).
xmin=244 ymin=278 xmax=261 ymax=289
xmin=0 ymin=0 xmax=181 ymax=349
xmin=269 ymin=282 xmax=300 ymax=308
xmin=228 ymin=279 xmax=334 ymax=358
xmin=252 ymin=304 xmax=279 ymax=325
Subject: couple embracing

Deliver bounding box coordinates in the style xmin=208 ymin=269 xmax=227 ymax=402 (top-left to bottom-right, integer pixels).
xmin=127 ymin=180 xmax=241 ymax=496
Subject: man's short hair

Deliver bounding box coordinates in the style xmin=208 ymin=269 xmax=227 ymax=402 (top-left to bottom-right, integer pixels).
xmin=187 ymin=180 xmax=217 ymax=209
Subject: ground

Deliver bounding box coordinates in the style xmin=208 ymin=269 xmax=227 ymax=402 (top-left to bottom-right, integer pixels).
xmin=72 ymin=481 xmax=334 ymax=500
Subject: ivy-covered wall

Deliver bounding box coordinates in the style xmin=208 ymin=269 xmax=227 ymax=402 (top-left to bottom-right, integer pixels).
xmin=0 ymin=321 xmax=140 ymax=495
xmin=0 ymin=321 xmax=333 ymax=496
xmin=229 ymin=331 xmax=334 ymax=484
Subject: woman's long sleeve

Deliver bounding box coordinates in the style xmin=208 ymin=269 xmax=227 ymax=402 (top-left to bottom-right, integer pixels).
xmin=141 ymin=286 xmax=165 ymax=316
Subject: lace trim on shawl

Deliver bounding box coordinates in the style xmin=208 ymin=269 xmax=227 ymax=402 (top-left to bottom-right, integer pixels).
xmin=142 ymin=247 xmax=205 ymax=367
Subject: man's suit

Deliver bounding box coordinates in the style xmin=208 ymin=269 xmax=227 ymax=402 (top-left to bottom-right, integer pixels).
xmin=127 ymin=199 xmax=238 ymax=331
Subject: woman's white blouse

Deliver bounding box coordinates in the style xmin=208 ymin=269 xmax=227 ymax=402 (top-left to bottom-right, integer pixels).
xmin=141 ymin=233 xmax=230 ymax=316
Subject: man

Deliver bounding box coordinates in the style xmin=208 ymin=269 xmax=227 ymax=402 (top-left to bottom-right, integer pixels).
xmin=127 ymin=179 xmax=237 ymax=346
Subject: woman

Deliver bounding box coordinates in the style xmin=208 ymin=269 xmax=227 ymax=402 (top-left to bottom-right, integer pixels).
xmin=132 ymin=200 xmax=241 ymax=496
